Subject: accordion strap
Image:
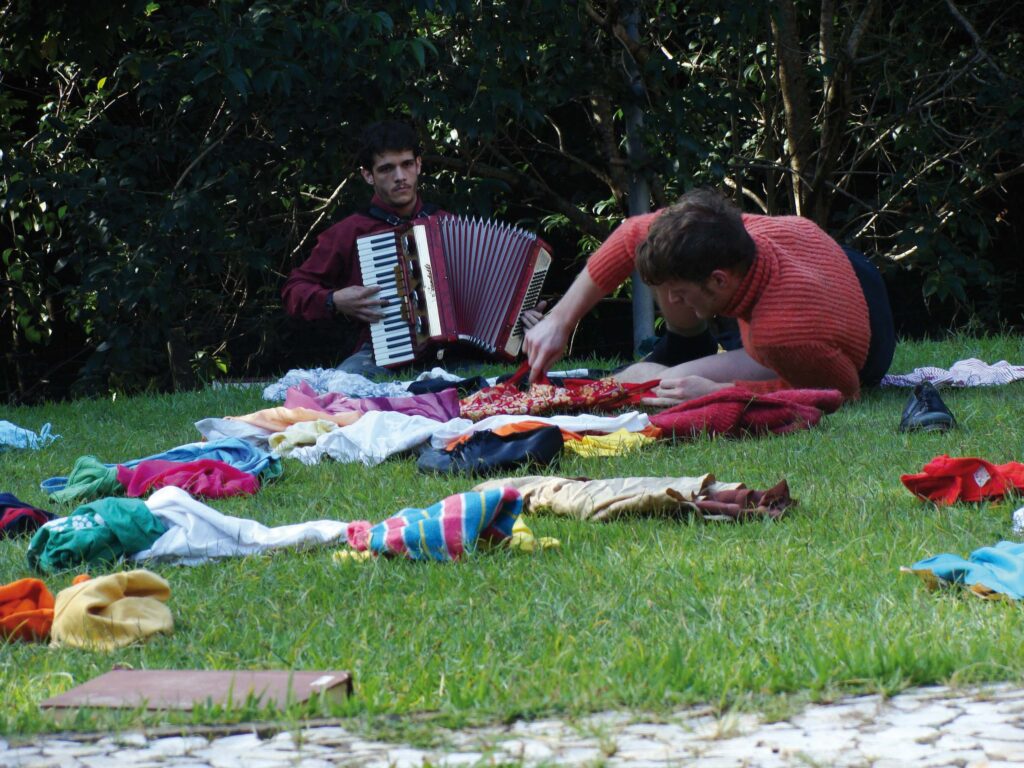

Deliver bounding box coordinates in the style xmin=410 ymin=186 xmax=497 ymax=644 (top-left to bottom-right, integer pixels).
xmin=366 ymin=203 xmax=439 ymax=227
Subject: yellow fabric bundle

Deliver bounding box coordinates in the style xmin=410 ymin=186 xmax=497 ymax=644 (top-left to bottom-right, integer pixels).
xmin=50 ymin=569 xmax=173 ymax=651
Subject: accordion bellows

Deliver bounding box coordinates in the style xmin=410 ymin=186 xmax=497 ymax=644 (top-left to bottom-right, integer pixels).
xmin=358 ymin=216 xmax=551 ymax=368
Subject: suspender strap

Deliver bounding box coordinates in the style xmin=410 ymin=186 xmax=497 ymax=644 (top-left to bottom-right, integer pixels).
xmin=366 ymin=203 xmax=439 ymax=226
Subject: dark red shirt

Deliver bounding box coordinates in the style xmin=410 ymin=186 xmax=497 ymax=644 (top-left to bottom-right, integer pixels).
xmin=281 ymin=196 xmax=447 ymax=340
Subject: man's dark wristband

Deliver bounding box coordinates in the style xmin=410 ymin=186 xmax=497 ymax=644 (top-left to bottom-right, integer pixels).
xmin=325 ymin=292 xmax=335 ymax=316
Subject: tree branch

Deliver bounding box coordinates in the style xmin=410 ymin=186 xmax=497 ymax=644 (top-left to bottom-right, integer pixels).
xmin=942 ymin=0 xmax=1006 ymax=80
xmin=810 ymin=0 xmax=879 ymax=222
xmin=173 ymin=112 xmax=242 ymax=194
xmin=425 ymin=153 xmax=605 ymax=240
xmin=994 ymin=163 xmax=1024 ymax=184
xmin=769 ymin=0 xmax=816 ymax=216
xmin=723 ymin=176 xmax=768 ymax=213
xmin=288 ymin=177 xmax=352 ymax=263
xmin=588 ymin=93 xmax=630 ymax=207
xmin=819 ymin=0 xmax=836 ymax=65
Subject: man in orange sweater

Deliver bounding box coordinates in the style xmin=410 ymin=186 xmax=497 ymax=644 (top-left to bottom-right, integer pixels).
xmin=524 ymin=189 xmax=894 ymax=403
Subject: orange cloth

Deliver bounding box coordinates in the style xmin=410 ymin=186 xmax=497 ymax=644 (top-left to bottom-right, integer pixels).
xmin=445 ymin=421 xmax=661 ymax=451
xmin=227 ymin=406 xmax=361 ymax=433
xmin=446 ymin=421 xmax=566 ymax=451
xmin=0 ymin=578 xmax=55 ymax=641
xmin=585 ymin=213 xmax=870 ymax=400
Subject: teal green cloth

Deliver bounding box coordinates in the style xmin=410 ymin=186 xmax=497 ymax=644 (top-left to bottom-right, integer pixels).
xmin=47 ymin=456 xmax=122 ymax=504
xmin=27 ymin=498 xmax=167 ymax=573
xmin=260 ymin=455 xmax=283 ymax=483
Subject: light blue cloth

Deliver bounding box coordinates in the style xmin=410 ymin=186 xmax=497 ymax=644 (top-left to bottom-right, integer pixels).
xmin=0 ymin=421 xmax=59 ymax=450
xmin=40 ymin=438 xmax=280 ymax=494
xmin=912 ymin=541 xmax=1024 ymax=599
xmin=262 ymin=367 xmax=409 ymax=401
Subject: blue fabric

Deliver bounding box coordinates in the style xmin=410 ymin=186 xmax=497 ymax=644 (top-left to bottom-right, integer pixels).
xmin=913 ymin=541 xmax=1024 ymax=599
xmin=0 ymin=492 xmax=45 ymax=512
xmin=0 ymin=421 xmax=59 ymax=451
xmin=40 ymin=438 xmax=279 ymax=494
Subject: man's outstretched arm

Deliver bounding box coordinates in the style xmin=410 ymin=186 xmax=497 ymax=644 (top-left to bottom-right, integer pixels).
xmin=523 ymin=270 xmax=607 ymax=382
xmin=615 ymin=348 xmax=778 ymax=405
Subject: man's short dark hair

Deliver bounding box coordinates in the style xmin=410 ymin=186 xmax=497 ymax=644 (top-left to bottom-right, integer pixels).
xmin=636 ymin=189 xmax=756 ymax=285
xmin=358 ymin=121 xmax=421 ymax=170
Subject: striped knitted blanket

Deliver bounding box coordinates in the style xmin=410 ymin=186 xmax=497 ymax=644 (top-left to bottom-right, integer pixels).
xmin=345 ymin=487 xmax=522 ymax=561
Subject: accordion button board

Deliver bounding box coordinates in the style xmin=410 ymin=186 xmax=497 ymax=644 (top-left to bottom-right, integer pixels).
xmin=357 ymin=216 xmax=552 ymax=369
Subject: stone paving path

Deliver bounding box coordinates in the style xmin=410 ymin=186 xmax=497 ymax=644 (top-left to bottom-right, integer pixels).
xmin=4 ymin=684 xmax=1024 ymax=767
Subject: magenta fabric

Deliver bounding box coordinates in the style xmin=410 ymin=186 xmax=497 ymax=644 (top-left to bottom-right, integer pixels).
xmin=116 ymin=459 xmax=260 ymax=499
xmin=283 ymin=380 xmax=461 ymax=421
xmin=650 ymin=387 xmax=844 ymax=439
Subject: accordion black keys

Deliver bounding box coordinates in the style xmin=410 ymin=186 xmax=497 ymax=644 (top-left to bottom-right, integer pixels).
xmin=357 ymin=216 xmax=552 ymax=368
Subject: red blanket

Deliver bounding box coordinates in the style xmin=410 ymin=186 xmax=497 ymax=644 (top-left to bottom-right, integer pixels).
xmin=650 ymin=386 xmax=844 ymax=438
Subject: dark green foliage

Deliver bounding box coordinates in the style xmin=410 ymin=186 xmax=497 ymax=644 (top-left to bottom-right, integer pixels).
xmin=2 ymin=1 xmax=1021 ymax=400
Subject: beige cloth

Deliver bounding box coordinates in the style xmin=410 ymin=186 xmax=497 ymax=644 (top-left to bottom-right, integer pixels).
xmin=268 ymin=418 xmax=337 ymax=456
xmin=473 ymin=475 xmax=742 ymax=522
xmin=50 ymin=570 xmax=173 ymax=651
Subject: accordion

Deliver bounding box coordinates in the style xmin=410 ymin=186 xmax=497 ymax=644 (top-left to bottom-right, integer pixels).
xmin=356 ymin=216 xmax=552 ymax=368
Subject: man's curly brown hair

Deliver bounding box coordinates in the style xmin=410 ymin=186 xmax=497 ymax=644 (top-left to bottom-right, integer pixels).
xmin=636 ymin=189 xmax=755 ymax=285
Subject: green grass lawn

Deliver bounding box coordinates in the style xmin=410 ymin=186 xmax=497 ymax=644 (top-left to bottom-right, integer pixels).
xmin=2 ymin=334 xmax=1024 ymax=738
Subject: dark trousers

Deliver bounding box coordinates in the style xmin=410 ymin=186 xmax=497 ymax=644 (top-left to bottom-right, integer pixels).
xmin=842 ymin=246 xmax=896 ymax=386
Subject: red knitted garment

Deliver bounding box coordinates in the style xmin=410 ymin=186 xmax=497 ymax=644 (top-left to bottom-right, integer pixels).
xmin=649 ymin=386 xmax=844 ymax=439
xmin=585 ymin=213 xmax=870 ymax=400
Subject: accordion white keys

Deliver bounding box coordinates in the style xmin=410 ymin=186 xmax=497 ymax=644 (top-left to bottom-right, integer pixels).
xmin=356 ymin=216 xmax=552 ymax=368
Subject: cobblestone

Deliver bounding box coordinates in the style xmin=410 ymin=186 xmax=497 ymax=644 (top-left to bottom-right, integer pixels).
xmin=6 ymin=684 xmax=1024 ymax=767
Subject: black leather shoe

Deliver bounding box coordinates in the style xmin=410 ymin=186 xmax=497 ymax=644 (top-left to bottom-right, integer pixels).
xmin=899 ymin=382 xmax=956 ymax=432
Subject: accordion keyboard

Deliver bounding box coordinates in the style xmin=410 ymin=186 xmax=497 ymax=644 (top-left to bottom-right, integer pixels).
xmin=357 ymin=231 xmax=416 ymax=367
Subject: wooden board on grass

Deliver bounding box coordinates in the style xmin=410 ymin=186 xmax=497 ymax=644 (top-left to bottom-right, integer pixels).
xmin=39 ymin=669 xmax=352 ymax=711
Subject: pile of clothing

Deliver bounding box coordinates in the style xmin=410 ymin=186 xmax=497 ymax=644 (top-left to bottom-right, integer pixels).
xmin=0 ymin=361 xmax=859 ymax=659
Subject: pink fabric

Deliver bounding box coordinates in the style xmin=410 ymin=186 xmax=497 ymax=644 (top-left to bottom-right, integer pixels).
xmin=283 ymin=381 xmax=461 ymax=421
xmin=116 ymin=459 xmax=260 ymax=499
xmin=650 ymin=387 xmax=844 ymax=439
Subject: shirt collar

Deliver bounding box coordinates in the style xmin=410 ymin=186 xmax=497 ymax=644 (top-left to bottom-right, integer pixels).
xmin=370 ymin=194 xmax=424 ymax=220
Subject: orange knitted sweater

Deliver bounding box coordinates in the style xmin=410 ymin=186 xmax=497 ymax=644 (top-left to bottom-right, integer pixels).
xmin=586 ymin=213 xmax=870 ymax=399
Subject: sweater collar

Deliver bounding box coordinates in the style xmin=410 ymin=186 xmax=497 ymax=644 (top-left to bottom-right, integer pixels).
xmin=721 ymin=233 xmax=775 ymax=320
